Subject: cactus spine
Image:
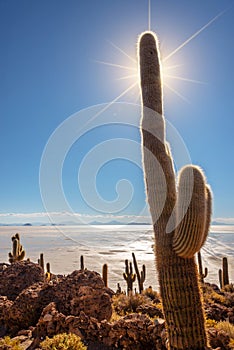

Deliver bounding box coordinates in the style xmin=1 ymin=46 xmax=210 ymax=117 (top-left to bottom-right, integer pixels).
xmin=102 ymin=263 xmax=108 ymax=287
xmin=9 ymin=233 xmax=25 ymax=263
xmin=197 ymin=251 xmax=208 ymax=283
xmin=123 ymin=259 xmax=136 ymax=295
xmin=139 ymin=32 xmax=212 ymax=349
xmin=132 ymin=252 xmax=146 ymax=293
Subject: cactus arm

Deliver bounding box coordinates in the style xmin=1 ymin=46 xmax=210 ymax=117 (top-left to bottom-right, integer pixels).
xmin=132 ymin=252 xmax=146 ymax=293
xmin=173 ymin=166 xmax=208 ymax=258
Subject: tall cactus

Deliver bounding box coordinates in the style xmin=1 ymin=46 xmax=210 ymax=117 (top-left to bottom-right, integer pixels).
xmin=139 ymin=32 xmax=212 ymax=349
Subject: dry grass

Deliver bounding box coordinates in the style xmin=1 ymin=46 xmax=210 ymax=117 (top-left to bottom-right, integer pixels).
xmin=40 ymin=333 xmax=87 ymax=350
xmin=0 ymin=336 xmax=22 ymax=350
xmin=215 ymin=321 xmax=234 ymax=339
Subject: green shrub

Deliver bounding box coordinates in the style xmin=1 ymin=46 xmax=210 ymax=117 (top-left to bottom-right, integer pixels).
xmin=40 ymin=333 xmax=87 ymax=350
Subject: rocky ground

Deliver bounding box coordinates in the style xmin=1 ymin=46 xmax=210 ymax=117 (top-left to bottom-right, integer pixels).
xmin=0 ymin=261 xmax=233 ymax=349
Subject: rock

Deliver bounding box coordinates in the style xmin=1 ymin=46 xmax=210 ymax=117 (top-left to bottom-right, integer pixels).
xmin=0 ymin=261 xmax=44 ymax=300
xmin=5 ymin=282 xmax=56 ymax=335
xmin=136 ymin=304 xmax=164 ymax=318
xmin=0 ymin=269 xmax=113 ymax=336
xmin=208 ymin=328 xmax=231 ymax=350
xmin=33 ymin=304 xmax=166 ymax=350
xmin=205 ymin=302 xmax=233 ymax=323
xmin=54 ymin=270 xmax=113 ymax=321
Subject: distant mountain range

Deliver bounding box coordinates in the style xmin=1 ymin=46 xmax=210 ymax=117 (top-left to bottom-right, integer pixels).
xmin=0 ymin=220 xmax=151 ymax=227
xmin=0 ymin=220 xmax=232 ymax=227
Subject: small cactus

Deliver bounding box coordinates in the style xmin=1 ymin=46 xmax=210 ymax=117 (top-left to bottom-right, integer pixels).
xmin=102 ymin=263 xmax=108 ymax=287
xmin=9 ymin=233 xmax=25 ymax=263
xmin=45 ymin=262 xmax=51 ymax=281
xmin=123 ymin=259 xmax=136 ymax=295
xmin=219 ymin=257 xmax=229 ymax=289
xmin=38 ymin=253 xmax=45 ymax=273
xmin=80 ymin=255 xmax=84 ymax=270
xmin=116 ymin=283 xmax=122 ymax=294
xmin=197 ymin=250 xmax=208 ymax=283
xmin=132 ymin=252 xmax=146 ymax=293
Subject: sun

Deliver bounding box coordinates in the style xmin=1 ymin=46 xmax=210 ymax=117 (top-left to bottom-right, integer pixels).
xmin=94 ymin=7 xmax=227 ymax=107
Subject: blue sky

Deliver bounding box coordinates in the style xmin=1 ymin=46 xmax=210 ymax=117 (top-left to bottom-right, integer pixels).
xmin=1 ymin=0 xmax=234 ymax=224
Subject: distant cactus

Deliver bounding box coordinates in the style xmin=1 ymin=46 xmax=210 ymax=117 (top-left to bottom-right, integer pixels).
xmin=197 ymin=250 xmax=208 ymax=283
xmin=8 ymin=233 xmax=25 ymax=263
xmin=132 ymin=252 xmax=146 ymax=293
xmin=80 ymin=255 xmax=84 ymax=270
xmin=219 ymin=257 xmax=229 ymax=289
xmin=139 ymin=32 xmax=212 ymax=349
xmin=38 ymin=253 xmax=45 ymax=273
xmin=116 ymin=283 xmax=122 ymax=294
xmin=102 ymin=263 xmax=108 ymax=287
xmin=123 ymin=259 xmax=136 ymax=295
xmin=45 ymin=262 xmax=51 ymax=281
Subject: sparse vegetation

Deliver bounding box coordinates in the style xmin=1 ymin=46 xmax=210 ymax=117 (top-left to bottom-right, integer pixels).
xmin=0 ymin=336 xmax=22 ymax=350
xmin=40 ymin=333 xmax=87 ymax=350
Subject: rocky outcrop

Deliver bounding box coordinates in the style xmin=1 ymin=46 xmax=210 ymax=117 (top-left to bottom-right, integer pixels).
xmin=54 ymin=270 xmax=113 ymax=321
xmin=32 ymin=302 xmax=167 ymax=350
xmin=0 ymin=264 xmax=113 ymax=337
xmin=0 ymin=261 xmax=44 ymax=300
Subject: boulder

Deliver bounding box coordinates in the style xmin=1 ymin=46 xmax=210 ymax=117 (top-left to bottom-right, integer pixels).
xmin=54 ymin=270 xmax=113 ymax=321
xmin=0 ymin=261 xmax=44 ymax=300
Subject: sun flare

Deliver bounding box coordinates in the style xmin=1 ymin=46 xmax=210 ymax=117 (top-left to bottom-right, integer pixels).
xmin=95 ymin=7 xmax=227 ymax=106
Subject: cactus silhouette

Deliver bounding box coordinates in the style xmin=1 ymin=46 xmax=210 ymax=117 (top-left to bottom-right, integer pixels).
xmin=132 ymin=252 xmax=146 ymax=293
xmin=139 ymin=32 xmax=212 ymax=349
xmin=102 ymin=263 xmax=108 ymax=287
xmin=197 ymin=251 xmax=208 ymax=283
xmin=219 ymin=257 xmax=229 ymax=289
xmin=38 ymin=253 xmax=45 ymax=273
xmin=123 ymin=259 xmax=136 ymax=295
xmin=80 ymin=255 xmax=84 ymax=271
xmin=9 ymin=233 xmax=25 ymax=263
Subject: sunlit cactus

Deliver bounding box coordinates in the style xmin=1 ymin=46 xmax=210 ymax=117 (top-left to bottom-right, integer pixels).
xmin=9 ymin=233 xmax=25 ymax=263
xmin=123 ymin=259 xmax=136 ymax=295
xmin=197 ymin=250 xmax=208 ymax=283
xmin=139 ymin=31 xmax=212 ymax=349
xmin=38 ymin=253 xmax=45 ymax=273
xmin=132 ymin=252 xmax=146 ymax=293
xmin=219 ymin=256 xmax=230 ymax=289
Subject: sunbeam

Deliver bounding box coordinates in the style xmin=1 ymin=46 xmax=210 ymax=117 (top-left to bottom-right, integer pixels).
xmin=163 ymin=64 xmax=184 ymax=71
xmin=108 ymin=40 xmax=137 ymax=63
xmin=148 ymin=0 xmax=151 ymax=31
xmin=94 ymin=60 xmax=137 ymax=71
xmin=164 ymin=82 xmax=190 ymax=104
xmin=82 ymin=82 xmax=138 ymax=130
xmin=164 ymin=74 xmax=207 ymax=85
xmin=163 ymin=9 xmax=227 ymax=63
xmin=116 ymin=74 xmax=138 ymax=81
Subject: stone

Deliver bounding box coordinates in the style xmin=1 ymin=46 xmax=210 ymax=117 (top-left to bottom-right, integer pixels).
xmin=0 ymin=261 xmax=44 ymax=301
